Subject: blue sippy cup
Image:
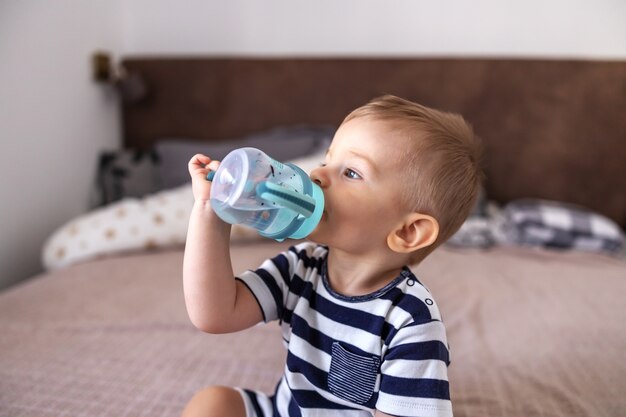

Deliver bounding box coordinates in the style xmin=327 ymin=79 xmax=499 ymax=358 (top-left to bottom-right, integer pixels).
xmin=207 ymin=148 xmax=324 ymax=241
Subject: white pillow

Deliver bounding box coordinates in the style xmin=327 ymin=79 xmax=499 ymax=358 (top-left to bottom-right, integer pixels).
xmin=42 ymin=184 xmax=194 ymax=270
xmin=42 ymin=149 xmax=326 ymax=270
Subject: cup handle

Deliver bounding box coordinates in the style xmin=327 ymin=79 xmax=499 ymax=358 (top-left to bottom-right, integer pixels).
xmin=256 ymin=181 xmax=316 ymax=218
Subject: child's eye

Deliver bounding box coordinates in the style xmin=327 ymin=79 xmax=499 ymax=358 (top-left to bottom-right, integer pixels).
xmin=343 ymin=168 xmax=362 ymax=180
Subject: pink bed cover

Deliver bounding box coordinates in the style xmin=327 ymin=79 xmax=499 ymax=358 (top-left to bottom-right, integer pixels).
xmin=1 ymin=240 xmax=625 ymax=417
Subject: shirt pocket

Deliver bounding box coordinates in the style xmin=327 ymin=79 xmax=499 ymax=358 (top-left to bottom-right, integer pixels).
xmin=328 ymin=342 xmax=380 ymax=405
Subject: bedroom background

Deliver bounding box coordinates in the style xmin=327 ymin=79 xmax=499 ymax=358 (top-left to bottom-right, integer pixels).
xmin=0 ymin=0 xmax=625 ymax=289
xmin=2 ymin=2 xmax=626 ymax=417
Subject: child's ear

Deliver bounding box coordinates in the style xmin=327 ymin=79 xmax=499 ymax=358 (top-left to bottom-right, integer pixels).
xmin=387 ymin=213 xmax=439 ymax=254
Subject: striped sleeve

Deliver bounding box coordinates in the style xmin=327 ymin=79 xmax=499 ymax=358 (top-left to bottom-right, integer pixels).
xmin=235 ymin=245 xmax=301 ymax=322
xmin=376 ymin=320 xmax=453 ymax=417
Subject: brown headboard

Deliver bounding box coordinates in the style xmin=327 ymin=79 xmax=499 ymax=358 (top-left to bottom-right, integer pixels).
xmin=121 ymin=57 xmax=626 ymax=228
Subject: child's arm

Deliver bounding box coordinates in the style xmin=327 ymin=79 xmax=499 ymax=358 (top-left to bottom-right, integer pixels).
xmin=183 ymin=154 xmax=264 ymax=334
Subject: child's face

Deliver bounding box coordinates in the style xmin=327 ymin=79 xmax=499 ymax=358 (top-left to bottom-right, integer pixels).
xmin=308 ymin=117 xmax=412 ymax=254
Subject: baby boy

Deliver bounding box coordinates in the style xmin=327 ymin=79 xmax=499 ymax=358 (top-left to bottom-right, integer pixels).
xmin=182 ymin=95 xmax=483 ymax=417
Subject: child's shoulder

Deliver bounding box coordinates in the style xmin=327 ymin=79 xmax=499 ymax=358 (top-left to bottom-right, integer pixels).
xmin=395 ymin=268 xmax=444 ymax=323
xmin=288 ymin=241 xmax=328 ymax=260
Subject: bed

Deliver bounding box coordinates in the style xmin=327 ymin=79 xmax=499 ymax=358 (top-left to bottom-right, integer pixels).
xmin=1 ymin=58 xmax=625 ymax=417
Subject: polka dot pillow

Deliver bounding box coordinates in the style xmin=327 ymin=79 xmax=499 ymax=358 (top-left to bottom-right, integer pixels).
xmin=42 ymin=150 xmax=326 ymax=270
xmin=42 ymin=183 xmax=268 ymax=269
xmin=42 ymin=183 xmax=193 ymax=270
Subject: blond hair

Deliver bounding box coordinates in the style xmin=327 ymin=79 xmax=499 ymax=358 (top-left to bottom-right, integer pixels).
xmin=343 ymin=95 xmax=484 ymax=260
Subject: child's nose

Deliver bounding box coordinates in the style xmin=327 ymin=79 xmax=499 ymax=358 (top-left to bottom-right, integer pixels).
xmin=310 ymin=167 xmax=327 ymax=188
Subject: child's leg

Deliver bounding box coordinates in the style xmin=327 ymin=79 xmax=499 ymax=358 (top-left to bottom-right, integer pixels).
xmin=181 ymin=386 xmax=247 ymax=417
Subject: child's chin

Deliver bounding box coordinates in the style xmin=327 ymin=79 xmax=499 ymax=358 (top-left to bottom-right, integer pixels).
xmin=306 ymin=228 xmax=325 ymax=244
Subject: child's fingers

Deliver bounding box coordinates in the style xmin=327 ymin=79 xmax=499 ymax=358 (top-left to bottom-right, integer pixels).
xmin=206 ymin=160 xmax=220 ymax=172
xmin=188 ymin=154 xmax=221 ymax=184
xmin=189 ymin=153 xmax=212 ymax=170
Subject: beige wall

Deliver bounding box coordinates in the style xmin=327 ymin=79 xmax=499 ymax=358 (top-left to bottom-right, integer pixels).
xmin=122 ymin=0 xmax=626 ymax=58
xmin=0 ymin=1 xmax=123 ymax=289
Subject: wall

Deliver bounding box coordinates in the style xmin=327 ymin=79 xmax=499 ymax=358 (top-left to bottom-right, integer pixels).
xmin=122 ymin=0 xmax=626 ymax=58
xmin=0 ymin=1 xmax=124 ymax=289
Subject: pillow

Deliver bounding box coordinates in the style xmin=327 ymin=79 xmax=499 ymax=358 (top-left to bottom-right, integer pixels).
xmin=446 ymin=188 xmax=497 ymax=249
xmin=156 ymin=125 xmax=335 ymax=189
xmin=92 ymin=149 xmax=162 ymax=207
xmin=43 ymin=183 xmax=193 ymax=270
xmin=42 ymin=147 xmax=329 ymax=270
xmin=500 ymin=199 xmax=625 ymax=254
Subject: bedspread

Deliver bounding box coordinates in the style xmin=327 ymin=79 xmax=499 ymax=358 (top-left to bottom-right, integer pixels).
xmin=1 ymin=241 xmax=625 ymax=417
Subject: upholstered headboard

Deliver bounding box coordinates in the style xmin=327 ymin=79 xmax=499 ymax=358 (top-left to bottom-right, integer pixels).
xmin=120 ymin=58 xmax=626 ymax=228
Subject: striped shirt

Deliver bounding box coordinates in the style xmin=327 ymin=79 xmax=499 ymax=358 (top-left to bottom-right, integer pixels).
xmin=236 ymin=242 xmax=452 ymax=417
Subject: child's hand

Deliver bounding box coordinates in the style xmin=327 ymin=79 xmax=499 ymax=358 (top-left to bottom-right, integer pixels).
xmin=188 ymin=154 xmax=220 ymax=203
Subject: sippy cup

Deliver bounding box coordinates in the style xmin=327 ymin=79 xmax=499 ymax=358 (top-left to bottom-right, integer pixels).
xmin=207 ymin=148 xmax=324 ymax=241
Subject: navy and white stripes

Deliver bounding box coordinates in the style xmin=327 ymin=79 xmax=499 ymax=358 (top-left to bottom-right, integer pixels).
xmin=236 ymin=242 xmax=452 ymax=417
xmin=328 ymin=342 xmax=380 ymax=404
